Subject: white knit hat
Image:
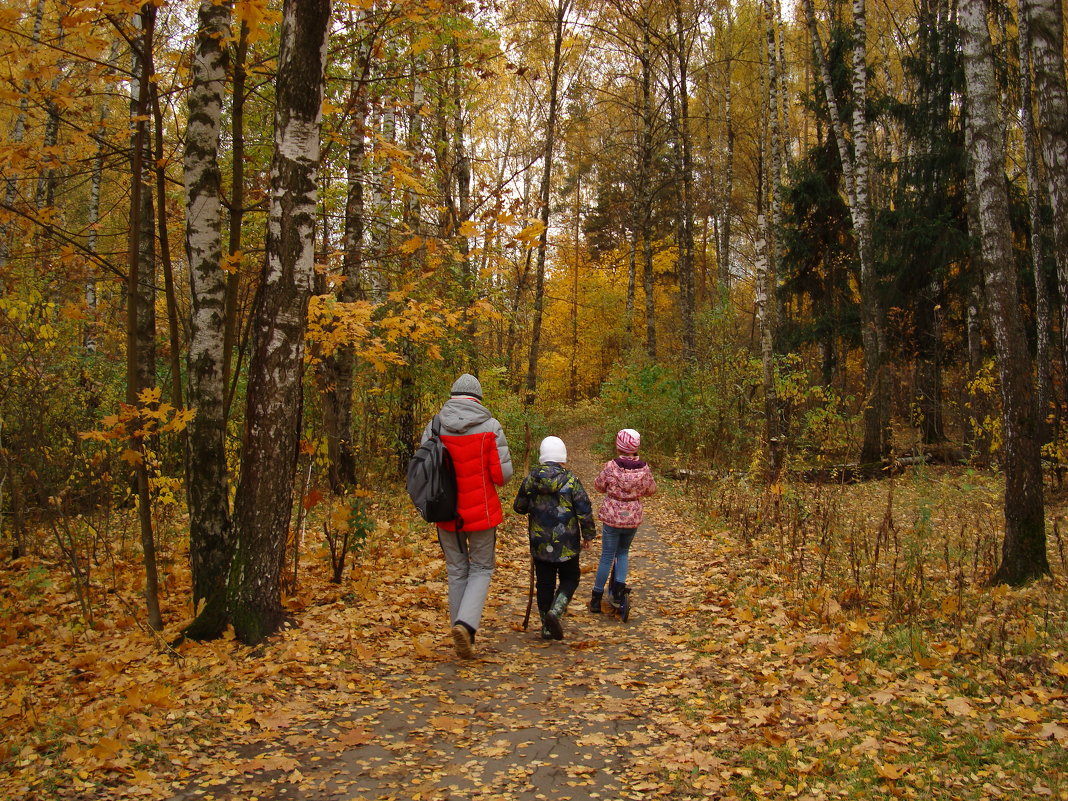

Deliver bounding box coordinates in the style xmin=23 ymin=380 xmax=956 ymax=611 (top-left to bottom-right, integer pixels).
xmin=539 ymin=436 xmax=567 ymax=463
xmin=450 ymin=373 xmax=482 ymax=399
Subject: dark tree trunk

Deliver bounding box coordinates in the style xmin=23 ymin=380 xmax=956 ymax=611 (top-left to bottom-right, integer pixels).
xmin=913 ymin=274 xmax=945 ymax=443
xmin=526 ymin=0 xmax=569 ymax=406
xmin=127 ymin=3 xmax=161 ymax=632
xmin=638 ymin=16 xmax=657 ymax=360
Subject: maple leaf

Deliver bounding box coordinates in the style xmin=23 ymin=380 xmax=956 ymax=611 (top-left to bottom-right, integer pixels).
xmin=1037 ymin=722 xmax=1068 ymax=743
xmin=875 ymin=761 xmax=908 ymax=780
xmin=337 ymin=727 xmax=373 ymax=747
xmin=238 ymin=754 xmax=301 ymax=774
xmin=389 ymin=165 xmax=430 ymax=195
xmin=515 ymin=221 xmax=546 ymax=243
xmin=429 ymin=715 xmax=469 ymax=733
xmin=303 ymin=489 xmax=324 ymax=510
xmin=120 ymin=448 xmax=143 ymax=466
xmin=91 ymin=737 xmax=123 ymax=761
xmin=945 ymin=696 xmax=976 ymax=717
xmin=399 ymin=235 xmax=423 ymax=254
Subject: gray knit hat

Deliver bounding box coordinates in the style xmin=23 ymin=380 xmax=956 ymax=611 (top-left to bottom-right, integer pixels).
xmin=450 ymin=373 xmax=483 ymax=399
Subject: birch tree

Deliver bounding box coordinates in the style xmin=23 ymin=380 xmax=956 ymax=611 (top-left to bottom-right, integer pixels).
xmin=1018 ymin=7 xmax=1055 ymax=443
xmin=669 ymin=0 xmax=696 ymax=361
xmin=225 ymin=0 xmax=332 ymax=644
xmin=184 ymin=0 xmax=233 ymax=614
xmin=758 ymin=0 xmax=784 ymax=478
xmin=320 ymin=13 xmax=373 ymax=492
xmin=1018 ymin=0 xmax=1068 ymax=358
xmin=802 ymin=0 xmax=889 ymax=466
xmin=959 ymin=0 xmax=1048 ymax=585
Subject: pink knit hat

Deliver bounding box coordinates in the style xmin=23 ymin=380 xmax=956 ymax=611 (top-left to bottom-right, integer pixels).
xmin=615 ymin=428 xmax=640 ymax=454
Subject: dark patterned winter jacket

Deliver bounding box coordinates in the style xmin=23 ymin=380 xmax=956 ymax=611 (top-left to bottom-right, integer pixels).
xmin=512 ymin=462 xmax=596 ymax=564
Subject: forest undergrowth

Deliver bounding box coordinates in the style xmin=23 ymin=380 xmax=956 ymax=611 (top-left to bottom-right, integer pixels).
xmin=0 ymin=463 xmax=1065 ymax=800
xmin=659 ymin=465 xmax=1068 ymax=799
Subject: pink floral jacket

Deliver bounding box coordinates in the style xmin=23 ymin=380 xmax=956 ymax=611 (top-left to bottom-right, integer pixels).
xmin=594 ymin=456 xmax=656 ymax=528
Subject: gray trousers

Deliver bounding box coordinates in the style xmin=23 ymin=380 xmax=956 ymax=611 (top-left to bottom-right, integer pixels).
xmin=438 ymin=527 xmax=496 ymax=631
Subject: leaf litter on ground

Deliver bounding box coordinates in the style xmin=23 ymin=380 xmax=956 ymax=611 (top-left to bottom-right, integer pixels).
xmin=1 ymin=436 xmax=1066 ymax=800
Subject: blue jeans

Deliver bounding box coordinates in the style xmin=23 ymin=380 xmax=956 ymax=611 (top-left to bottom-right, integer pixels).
xmin=593 ymin=524 xmax=637 ymax=592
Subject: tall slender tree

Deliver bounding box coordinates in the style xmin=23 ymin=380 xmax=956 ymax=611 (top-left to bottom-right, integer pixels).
xmin=525 ymin=0 xmax=570 ymax=406
xmin=224 ymin=0 xmax=333 ymax=644
xmin=1018 ymin=0 xmax=1068 ymax=356
xmin=669 ymin=0 xmax=696 ymax=361
xmin=759 ymin=0 xmax=784 ymax=478
xmin=184 ymin=0 xmax=233 ymax=614
xmin=959 ymin=0 xmax=1048 ymax=585
xmin=802 ymin=0 xmax=889 ymax=466
xmin=1018 ymin=6 xmax=1055 ymax=443
xmin=126 ymin=3 xmax=161 ymax=631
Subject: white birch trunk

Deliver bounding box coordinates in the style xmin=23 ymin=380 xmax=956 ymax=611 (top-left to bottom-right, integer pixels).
xmin=761 ymin=0 xmax=784 ymax=477
xmin=1018 ymin=7 xmax=1054 ymax=442
xmin=1018 ymin=0 xmax=1068 ymax=381
xmin=960 ymin=0 xmax=1048 ymax=585
xmin=227 ymin=0 xmax=332 ymax=644
xmin=183 ymin=0 xmax=233 ymax=614
xmin=719 ymin=10 xmax=734 ymax=297
xmin=802 ymin=0 xmax=887 ymax=464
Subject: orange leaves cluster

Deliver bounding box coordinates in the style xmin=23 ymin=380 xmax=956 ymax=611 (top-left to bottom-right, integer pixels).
xmin=78 ymin=387 xmax=194 ymax=469
xmin=306 ymin=292 xmax=464 ymax=370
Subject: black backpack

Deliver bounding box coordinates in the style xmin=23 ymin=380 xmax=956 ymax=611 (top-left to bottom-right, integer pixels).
xmin=406 ymin=416 xmax=461 ymax=527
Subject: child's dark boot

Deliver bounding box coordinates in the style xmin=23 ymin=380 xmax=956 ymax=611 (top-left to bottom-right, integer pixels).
xmin=545 ymin=592 xmax=569 ymax=640
xmin=538 ymin=612 xmax=553 ymax=640
xmin=589 ymin=589 xmax=603 ymax=614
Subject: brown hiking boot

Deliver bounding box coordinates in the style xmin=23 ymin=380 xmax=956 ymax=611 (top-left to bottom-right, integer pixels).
xmin=451 ymin=623 xmax=474 ymax=659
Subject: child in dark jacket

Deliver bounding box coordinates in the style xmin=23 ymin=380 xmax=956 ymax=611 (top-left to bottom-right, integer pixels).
xmin=513 ymin=436 xmax=596 ymax=640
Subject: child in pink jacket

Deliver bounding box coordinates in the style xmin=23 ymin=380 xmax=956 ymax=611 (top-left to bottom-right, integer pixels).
xmin=589 ymin=428 xmax=657 ymax=614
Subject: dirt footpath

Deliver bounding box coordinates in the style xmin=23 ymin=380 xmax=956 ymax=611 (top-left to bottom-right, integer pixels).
xmin=170 ymin=427 xmax=703 ymax=801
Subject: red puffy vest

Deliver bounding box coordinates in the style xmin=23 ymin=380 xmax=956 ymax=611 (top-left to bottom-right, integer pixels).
xmin=437 ymin=431 xmax=505 ymax=532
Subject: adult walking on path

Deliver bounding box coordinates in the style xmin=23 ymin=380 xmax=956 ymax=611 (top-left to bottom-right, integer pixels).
xmin=421 ymin=373 xmax=513 ymax=659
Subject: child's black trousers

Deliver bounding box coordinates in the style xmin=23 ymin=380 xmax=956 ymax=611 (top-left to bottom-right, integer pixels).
xmin=534 ymin=555 xmax=580 ymax=613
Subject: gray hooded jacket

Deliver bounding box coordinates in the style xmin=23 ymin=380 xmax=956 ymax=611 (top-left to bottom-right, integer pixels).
xmin=421 ymin=396 xmax=513 ymax=484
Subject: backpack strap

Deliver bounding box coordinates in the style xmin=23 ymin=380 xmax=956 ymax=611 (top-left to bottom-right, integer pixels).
xmin=432 ymin=414 xmax=465 ymax=537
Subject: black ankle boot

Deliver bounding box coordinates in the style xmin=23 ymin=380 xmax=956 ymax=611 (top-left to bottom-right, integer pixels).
xmin=538 ymin=612 xmax=553 ymax=640
xmin=589 ymin=590 xmax=603 ymax=614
